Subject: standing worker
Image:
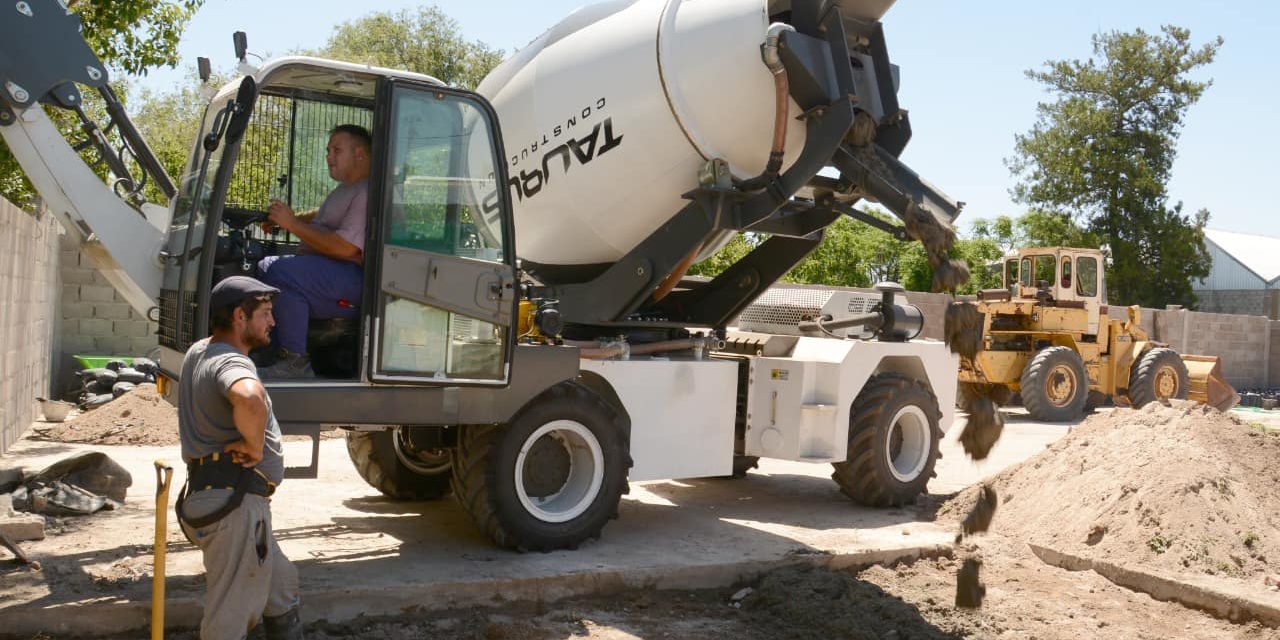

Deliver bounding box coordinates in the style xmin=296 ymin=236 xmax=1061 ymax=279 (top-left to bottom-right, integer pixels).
xmin=176 ymin=276 xmax=302 ymax=640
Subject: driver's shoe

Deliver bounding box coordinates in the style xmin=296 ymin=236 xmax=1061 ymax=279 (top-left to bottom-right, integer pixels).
xmin=259 ymin=351 xmax=314 ymax=379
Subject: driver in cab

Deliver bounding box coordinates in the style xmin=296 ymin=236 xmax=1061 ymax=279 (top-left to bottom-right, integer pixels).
xmin=256 ymin=124 xmax=371 ymax=378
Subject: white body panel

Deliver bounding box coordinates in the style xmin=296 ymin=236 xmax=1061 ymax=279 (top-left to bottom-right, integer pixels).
xmin=581 ymin=357 xmax=737 ymax=481
xmin=477 ymin=0 xmax=806 ymax=269
xmin=744 ymin=337 xmax=957 ymax=463
xmin=584 ymin=334 xmax=957 ymax=481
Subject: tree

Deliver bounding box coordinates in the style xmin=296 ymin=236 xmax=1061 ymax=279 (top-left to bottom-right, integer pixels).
xmin=314 ymin=6 xmax=504 ymax=90
xmin=0 ymin=1 xmax=205 ymax=207
xmin=1008 ymin=25 xmax=1220 ymax=308
xmin=970 ymin=210 xmax=1101 ymax=254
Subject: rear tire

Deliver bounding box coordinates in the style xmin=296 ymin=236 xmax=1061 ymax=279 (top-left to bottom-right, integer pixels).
xmin=346 ymin=429 xmax=452 ymax=500
xmin=1128 ymin=347 xmax=1189 ymax=408
xmin=451 ymin=382 xmax=631 ymax=552
xmin=832 ymin=374 xmax=941 ymax=507
xmin=1021 ymin=346 xmax=1088 ymax=422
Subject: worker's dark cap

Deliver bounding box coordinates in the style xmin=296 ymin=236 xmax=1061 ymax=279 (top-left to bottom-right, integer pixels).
xmin=210 ymin=276 xmax=279 ymax=311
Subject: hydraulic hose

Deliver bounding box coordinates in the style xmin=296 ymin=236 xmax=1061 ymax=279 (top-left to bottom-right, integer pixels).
xmin=737 ymin=23 xmax=795 ymax=192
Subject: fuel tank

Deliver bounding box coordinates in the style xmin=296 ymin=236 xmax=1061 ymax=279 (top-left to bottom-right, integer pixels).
xmin=476 ymin=0 xmax=897 ymax=283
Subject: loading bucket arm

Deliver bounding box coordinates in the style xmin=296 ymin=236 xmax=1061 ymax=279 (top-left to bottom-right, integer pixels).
xmin=0 ymin=0 xmax=174 ymax=315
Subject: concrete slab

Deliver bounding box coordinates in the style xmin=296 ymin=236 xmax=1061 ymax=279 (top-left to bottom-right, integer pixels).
xmin=0 ymin=410 xmax=1067 ymax=638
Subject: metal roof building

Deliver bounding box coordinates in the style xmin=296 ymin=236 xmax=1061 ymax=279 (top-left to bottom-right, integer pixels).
xmin=1195 ymin=228 xmax=1280 ymax=318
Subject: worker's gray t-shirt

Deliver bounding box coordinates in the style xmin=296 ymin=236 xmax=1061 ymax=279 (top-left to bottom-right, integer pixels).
xmin=299 ymin=179 xmax=368 ymax=258
xmin=179 ymin=338 xmax=284 ymax=484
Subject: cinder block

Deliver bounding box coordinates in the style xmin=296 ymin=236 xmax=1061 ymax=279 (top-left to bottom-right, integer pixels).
xmin=79 ymin=284 xmax=114 ymax=303
xmin=0 ymin=513 xmax=45 ymax=542
xmin=61 ymin=284 xmax=80 ymax=306
xmin=94 ymin=335 xmax=132 ymax=354
xmin=78 ymin=318 xmax=112 ymax=336
xmin=60 ymin=335 xmax=94 ymax=354
xmin=94 ymin=303 xmax=131 ymax=320
xmin=59 ymin=301 xmax=93 ymax=320
xmin=61 ymin=269 xmax=95 ymax=285
xmin=113 ymin=320 xmax=149 ymax=338
xmin=130 ymin=337 xmax=159 ymax=355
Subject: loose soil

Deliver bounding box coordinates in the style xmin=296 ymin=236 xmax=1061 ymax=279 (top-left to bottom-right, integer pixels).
xmin=28 ymin=384 xmax=340 ymax=446
xmin=52 ymin=536 xmax=1274 ymax=640
xmin=942 ymin=401 xmax=1280 ymax=582
xmin=29 ymin=385 xmax=178 ymax=446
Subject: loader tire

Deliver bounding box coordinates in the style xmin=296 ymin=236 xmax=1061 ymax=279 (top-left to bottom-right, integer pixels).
xmin=1128 ymin=347 xmax=1189 ymax=408
xmin=1021 ymin=346 xmax=1088 ymax=422
xmin=451 ymin=382 xmax=630 ymax=552
xmin=346 ymin=429 xmax=452 ymax=500
xmin=832 ymin=373 xmax=942 ymax=507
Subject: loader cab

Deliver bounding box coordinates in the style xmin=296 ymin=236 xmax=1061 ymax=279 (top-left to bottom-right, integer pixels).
xmin=157 ymin=58 xmax=517 ymax=387
xmin=1004 ymin=247 xmax=1106 ymax=336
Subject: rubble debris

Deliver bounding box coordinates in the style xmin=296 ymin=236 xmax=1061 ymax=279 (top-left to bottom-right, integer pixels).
xmin=943 ymin=302 xmax=984 ymax=362
xmin=34 ymin=383 xmax=178 ymax=446
xmin=10 ymin=452 xmax=131 ymax=517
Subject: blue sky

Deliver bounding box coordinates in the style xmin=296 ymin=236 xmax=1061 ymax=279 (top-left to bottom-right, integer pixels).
xmin=131 ymin=0 xmax=1277 ymax=237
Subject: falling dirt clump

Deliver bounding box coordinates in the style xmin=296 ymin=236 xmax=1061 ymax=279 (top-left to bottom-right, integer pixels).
xmin=33 ymin=384 xmax=179 ymax=446
xmin=943 ymin=401 xmax=1280 ymax=580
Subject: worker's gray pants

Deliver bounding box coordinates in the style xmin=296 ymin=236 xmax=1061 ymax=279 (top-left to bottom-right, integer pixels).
xmin=179 ymin=489 xmax=299 ymax=640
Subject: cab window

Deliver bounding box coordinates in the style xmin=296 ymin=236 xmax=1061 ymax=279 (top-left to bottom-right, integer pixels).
xmin=1077 ymin=256 xmax=1099 ymax=297
xmin=1061 ymin=257 xmax=1072 ymax=289
xmin=1019 ymin=258 xmax=1032 ymax=287
xmin=1033 ymin=255 xmax=1055 ymax=287
xmin=1004 ymin=259 xmax=1018 ymax=288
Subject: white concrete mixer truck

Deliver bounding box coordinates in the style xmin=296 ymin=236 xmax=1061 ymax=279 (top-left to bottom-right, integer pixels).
xmin=1 ymin=0 xmax=965 ymax=551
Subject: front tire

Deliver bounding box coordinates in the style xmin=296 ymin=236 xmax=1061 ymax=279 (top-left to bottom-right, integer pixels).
xmin=1128 ymin=347 xmax=1189 ymax=408
xmin=451 ymin=382 xmax=631 ymax=552
xmin=1021 ymin=346 xmax=1088 ymax=422
xmin=832 ymin=374 xmax=942 ymax=507
xmin=346 ymin=429 xmax=453 ymax=500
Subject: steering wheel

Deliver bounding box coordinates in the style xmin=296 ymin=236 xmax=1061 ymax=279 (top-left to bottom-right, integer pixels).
xmin=222 ymin=206 xmax=268 ymax=229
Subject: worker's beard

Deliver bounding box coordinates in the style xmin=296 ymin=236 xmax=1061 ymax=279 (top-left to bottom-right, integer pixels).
xmin=242 ymin=325 xmax=272 ymax=351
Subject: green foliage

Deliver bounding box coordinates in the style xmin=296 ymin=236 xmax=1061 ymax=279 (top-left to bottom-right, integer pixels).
xmin=1008 ymin=25 xmax=1220 ymax=308
xmin=73 ymin=1 xmax=203 ymax=76
xmin=970 ymin=210 xmax=1102 ymax=253
xmin=0 ymin=1 xmax=204 ymax=207
xmin=313 ymin=6 xmax=504 ymax=90
xmin=690 ymin=208 xmax=1002 ymax=295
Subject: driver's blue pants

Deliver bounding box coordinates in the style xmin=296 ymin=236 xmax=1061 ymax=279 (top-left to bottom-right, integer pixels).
xmin=257 ymin=254 xmax=362 ymax=355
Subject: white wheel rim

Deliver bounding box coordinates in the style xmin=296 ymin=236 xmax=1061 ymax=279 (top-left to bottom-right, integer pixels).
xmin=514 ymin=420 xmax=604 ymax=523
xmin=886 ymin=405 xmax=931 ymax=483
xmin=392 ymin=428 xmax=452 ymax=475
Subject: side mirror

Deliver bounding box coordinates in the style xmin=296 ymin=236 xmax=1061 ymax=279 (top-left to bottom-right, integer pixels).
xmin=198 ymin=57 xmax=212 ymax=83
xmin=233 ymin=32 xmax=248 ymax=62
xmin=224 ymin=76 xmax=257 ymax=144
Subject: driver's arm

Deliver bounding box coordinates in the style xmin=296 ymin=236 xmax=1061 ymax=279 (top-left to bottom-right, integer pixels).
xmin=267 ymin=201 xmax=362 ymax=262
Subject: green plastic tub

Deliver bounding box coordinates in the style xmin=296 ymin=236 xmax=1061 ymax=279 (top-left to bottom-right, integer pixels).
xmin=73 ymin=355 xmax=134 ymax=370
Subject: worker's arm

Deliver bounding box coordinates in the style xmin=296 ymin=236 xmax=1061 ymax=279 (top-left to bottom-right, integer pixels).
xmin=224 ymin=377 xmax=270 ymax=468
xmin=267 ymin=200 xmax=363 ymax=263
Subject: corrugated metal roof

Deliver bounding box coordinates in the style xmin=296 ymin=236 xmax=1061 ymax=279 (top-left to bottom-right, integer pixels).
xmin=1203 ymin=228 xmax=1280 ymax=284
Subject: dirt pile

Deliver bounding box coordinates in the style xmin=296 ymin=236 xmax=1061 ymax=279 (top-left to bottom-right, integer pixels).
xmin=33 ymin=384 xmax=179 ymax=446
xmin=943 ymin=401 xmax=1280 ymax=580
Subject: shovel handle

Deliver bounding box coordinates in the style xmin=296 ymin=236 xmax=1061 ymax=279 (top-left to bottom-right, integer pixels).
xmin=152 ymin=460 xmax=174 ymax=640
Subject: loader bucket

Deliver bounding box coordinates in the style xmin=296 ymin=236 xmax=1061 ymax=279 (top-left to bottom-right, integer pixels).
xmin=1182 ymin=355 xmax=1239 ymax=411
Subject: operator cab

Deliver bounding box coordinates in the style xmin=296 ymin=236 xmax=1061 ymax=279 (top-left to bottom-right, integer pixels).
xmin=157 ymin=57 xmax=518 ymax=387
xmin=1003 ymin=247 xmax=1106 ymax=335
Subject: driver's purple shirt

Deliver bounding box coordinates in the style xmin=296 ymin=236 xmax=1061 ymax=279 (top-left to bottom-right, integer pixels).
xmin=299 ymin=179 xmax=368 ymax=261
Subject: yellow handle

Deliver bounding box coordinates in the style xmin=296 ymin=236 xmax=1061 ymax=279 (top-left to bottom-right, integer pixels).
xmin=152 ymin=460 xmax=174 ymax=640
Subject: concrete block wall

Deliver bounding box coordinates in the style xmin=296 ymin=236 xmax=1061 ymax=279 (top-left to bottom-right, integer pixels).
xmin=1194 ymin=289 xmax=1278 ymax=320
xmin=0 ymin=200 xmax=60 ymax=454
xmin=56 ymin=232 xmax=159 ymax=395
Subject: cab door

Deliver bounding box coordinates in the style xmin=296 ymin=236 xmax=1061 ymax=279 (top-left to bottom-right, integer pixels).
xmin=366 ymin=81 xmax=517 ymax=385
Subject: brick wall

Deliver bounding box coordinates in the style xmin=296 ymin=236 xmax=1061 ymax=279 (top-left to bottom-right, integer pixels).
xmin=56 ymin=231 xmax=158 ymax=395
xmin=0 ymin=199 xmax=60 ymax=454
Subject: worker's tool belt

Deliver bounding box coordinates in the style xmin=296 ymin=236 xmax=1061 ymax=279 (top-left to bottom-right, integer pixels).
xmin=175 ymin=453 xmax=276 ymax=529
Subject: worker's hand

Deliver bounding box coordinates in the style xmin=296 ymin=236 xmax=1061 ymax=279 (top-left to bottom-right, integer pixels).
xmin=266 ymin=199 xmax=299 ymax=233
xmin=223 ymin=439 xmax=263 ymax=468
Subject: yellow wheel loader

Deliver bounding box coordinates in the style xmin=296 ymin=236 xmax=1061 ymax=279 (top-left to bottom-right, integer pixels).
xmin=957 ymin=247 xmax=1237 ymax=421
